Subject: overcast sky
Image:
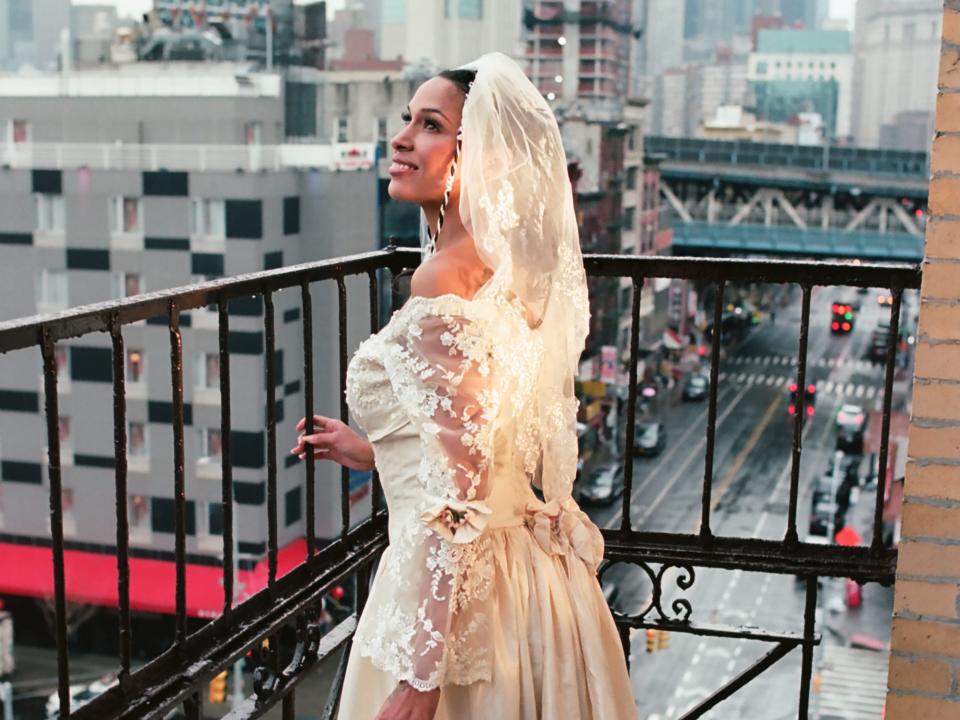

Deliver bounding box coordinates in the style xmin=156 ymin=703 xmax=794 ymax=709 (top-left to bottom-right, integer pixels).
xmin=74 ymin=0 xmax=858 ymax=27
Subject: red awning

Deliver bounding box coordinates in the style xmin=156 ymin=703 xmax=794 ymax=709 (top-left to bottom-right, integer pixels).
xmin=0 ymin=538 xmax=308 ymax=619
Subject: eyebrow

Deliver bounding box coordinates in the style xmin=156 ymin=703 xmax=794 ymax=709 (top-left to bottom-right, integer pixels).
xmin=405 ymin=106 xmax=450 ymax=122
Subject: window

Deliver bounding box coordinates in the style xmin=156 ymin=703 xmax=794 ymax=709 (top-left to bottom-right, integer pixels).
xmin=129 ymin=422 xmax=148 ymax=457
xmin=110 ymin=196 xmax=142 ymax=234
xmin=244 ymin=121 xmax=262 ymax=145
xmin=208 ymin=502 xmax=223 ymax=535
xmin=11 ymin=119 xmax=29 ymax=143
xmin=61 ymin=488 xmax=75 ymax=530
xmin=130 ymin=494 xmax=150 ymax=529
xmin=55 ymin=346 xmax=69 ymax=379
xmin=36 ymin=270 xmax=68 ymax=311
xmin=622 ymin=206 xmax=635 ymax=230
xmin=285 ymin=486 xmax=302 ymax=526
xmin=33 ymin=194 xmax=65 ymax=232
xmin=127 ymin=349 xmax=145 ymax=383
xmin=625 ymin=166 xmax=638 ymax=190
xmin=335 ymin=117 xmax=348 ymax=143
xmin=458 ymin=0 xmax=483 ymax=19
xmin=376 ymin=117 xmax=388 ymax=158
xmin=199 ymin=428 xmax=222 ymax=462
xmin=195 ymin=353 xmax=220 ymax=389
xmin=151 ymin=497 xmax=195 ymax=535
xmin=191 ymin=199 xmax=225 ymax=238
xmin=756 ymin=61 xmax=768 ymax=76
xmin=113 ymin=272 xmax=142 ymax=299
xmin=59 ymin=416 xmax=71 ymax=446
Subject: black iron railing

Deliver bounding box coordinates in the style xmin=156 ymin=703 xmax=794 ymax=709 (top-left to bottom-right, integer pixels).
xmin=0 ymin=248 xmax=921 ymax=719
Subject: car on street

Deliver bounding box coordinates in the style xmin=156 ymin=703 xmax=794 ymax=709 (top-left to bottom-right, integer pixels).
xmin=682 ymin=373 xmax=710 ymax=401
xmin=633 ymin=422 xmax=666 ymax=456
xmin=578 ymin=464 xmax=625 ymax=506
xmin=836 ymin=404 xmax=868 ymax=453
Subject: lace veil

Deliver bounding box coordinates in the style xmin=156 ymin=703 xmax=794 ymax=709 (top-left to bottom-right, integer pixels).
xmin=421 ymin=52 xmax=590 ymax=503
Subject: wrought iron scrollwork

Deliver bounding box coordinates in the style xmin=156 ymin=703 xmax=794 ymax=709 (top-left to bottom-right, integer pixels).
xmin=252 ymin=611 xmax=326 ymax=705
xmin=599 ymin=560 xmax=697 ymax=624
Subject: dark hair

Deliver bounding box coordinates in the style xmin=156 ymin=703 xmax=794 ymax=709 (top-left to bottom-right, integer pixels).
xmin=437 ymin=68 xmax=477 ymax=96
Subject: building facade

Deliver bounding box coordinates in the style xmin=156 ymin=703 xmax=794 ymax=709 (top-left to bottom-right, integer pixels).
xmin=380 ymin=0 xmax=524 ymax=69
xmin=524 ymin=0 xmax=633 ymax=111
xmin=852 ymin=0 xmax=941 ymax=150
xmin=747 ymin=28 xmax=854 ymax=140
xmin=0 ymin=64 xmax=383 ymax=620
xmin=0 ymin=0 xmax=71 ymax=71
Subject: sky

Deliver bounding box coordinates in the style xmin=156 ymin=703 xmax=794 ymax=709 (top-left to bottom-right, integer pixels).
xmin=73 ymin=0 xmax=859 ymax=27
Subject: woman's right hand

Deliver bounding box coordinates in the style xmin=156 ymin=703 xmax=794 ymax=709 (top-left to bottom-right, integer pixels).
xmin=290 ymin=415 xmax=375 ymax=472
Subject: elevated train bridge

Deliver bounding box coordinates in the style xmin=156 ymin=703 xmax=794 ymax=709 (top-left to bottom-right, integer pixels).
xmin=646 ymin=136 xmax=929 ymax=262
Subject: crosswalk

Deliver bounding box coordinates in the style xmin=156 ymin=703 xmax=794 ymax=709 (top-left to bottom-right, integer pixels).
xmin=715 ymin=371 xmax=879 ymax=400
xmin=725 ymin=354 xmax=884 ymax=373
xmin=816 ymin=646 xmax=889 ymax=720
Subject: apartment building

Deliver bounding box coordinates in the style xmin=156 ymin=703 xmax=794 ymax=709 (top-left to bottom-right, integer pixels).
xmin=0 ymin=63 xmax=382 ymax=622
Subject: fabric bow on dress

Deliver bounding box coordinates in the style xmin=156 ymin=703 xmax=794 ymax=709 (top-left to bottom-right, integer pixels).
xmin=421 ymin=498 xmax=493 ymax=544
xmin=525 ymin=498 xmax=605 ymax=573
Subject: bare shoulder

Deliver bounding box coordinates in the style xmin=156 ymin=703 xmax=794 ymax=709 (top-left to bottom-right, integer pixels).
xmin=410 ymin=256 xmax=471 ymax=300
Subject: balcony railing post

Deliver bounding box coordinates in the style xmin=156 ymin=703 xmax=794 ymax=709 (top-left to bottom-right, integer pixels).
xmin=40 ymin=329 xmax=71 ymax=718
xmin=367 ymin=271 xmax=383 ymax=517
xmin=264 ymin=290 xmax=279 ymax=593
xmin=798 ymin=576 xmax=818 ymax=719
xmin=700 ymin=280 xmax=726 ymax=539
xmin=168 ymin=302 xmax=188 ymax=646
xmin=218 ymin=297 xmax=235 ymax=614
xmin=872 ymin=287 xmax=904 ymax=554
xmin=300 ymin=280 xmax=317 ymax=558
xmin=109 ymin=316 xmax=132 ymax=679
xmin=620 ymin=275 xmax=643 ymax=533
xmin=785 ymin=285 xmax=813 ymax=546
xmin=337 ymin=277 xmax=350 ymax=539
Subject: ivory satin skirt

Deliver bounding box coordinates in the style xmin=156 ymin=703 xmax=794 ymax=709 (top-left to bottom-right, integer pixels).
xmin=336 ymin=525 xmax=639 ymax=720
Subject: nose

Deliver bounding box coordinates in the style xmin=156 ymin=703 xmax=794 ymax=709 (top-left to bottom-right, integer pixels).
xmin=391 ymin=125 xmax=413 ymax=153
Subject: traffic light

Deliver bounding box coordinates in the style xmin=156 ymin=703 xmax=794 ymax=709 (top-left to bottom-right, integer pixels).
xmin=208 ymin=670 xmax=227 ymax=704
xmin=645 ymin=628 xmax=656 ymax=653
xmin=657 ymin=629 xmax=670 ymax=650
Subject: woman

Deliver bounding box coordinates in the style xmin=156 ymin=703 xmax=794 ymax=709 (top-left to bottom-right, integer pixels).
xmin=291 ymin=53 xmax=638 ymax=720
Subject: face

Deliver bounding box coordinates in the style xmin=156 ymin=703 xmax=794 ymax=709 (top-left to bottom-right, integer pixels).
xmin=388 ymin=76 xmax=466 ymax=204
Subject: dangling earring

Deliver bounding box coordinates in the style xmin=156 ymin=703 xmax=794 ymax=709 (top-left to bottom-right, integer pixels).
xmin=426 ymin=125 xmax=464 ymax=256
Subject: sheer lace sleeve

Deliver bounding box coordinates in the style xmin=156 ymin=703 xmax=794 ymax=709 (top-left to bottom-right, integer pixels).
xmin=361 ymin=296 xmax=499 ymax=691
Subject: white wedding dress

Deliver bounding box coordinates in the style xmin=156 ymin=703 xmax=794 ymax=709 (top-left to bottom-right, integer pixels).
xmin=337 ymin=293 xmax=638 ymax=720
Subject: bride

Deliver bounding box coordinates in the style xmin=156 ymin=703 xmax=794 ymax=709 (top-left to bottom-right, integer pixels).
xmin=291 ymin=52 xmax=638 ymax=720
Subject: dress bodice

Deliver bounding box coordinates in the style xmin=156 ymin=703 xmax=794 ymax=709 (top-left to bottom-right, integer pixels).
xmin=346 ymin=297 xmax=537 ymax=537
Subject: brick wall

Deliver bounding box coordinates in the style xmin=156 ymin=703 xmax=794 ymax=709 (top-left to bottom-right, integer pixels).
xmin=886 ymin=3 xmax=960 ymax=718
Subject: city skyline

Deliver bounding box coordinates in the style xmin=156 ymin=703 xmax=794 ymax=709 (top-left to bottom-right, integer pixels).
xmin=74 ymin=0 xmax=858 ymax=27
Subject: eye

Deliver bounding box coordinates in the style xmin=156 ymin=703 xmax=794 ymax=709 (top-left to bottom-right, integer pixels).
xmin=400 ymin=111 xmax=412 ymax=123
xmin=424 ymin=119 xmax=441 ymax=131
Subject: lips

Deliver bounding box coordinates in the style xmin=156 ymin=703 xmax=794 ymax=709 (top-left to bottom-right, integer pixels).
xmin=389 ymin=158 xmax=419 ymax=177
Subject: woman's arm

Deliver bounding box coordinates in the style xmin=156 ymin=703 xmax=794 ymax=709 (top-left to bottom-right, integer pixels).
xmin=290 ymin=414 xmax=375 ymax=472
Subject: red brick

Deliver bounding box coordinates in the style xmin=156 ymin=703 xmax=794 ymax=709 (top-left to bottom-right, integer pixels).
xmin=898 ymin=540 xmax=960 ymax=578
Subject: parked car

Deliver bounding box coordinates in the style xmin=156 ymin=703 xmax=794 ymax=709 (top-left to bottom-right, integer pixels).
xmin=682 ymin=373 xmax=710 ymax=401
xmin=836 ymin=404 xmax=868 ymax=453
xmin=633 ymin=422 xmax=666 ymax=456
xmin=578 ymin=464 xmax=625 ymax=506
